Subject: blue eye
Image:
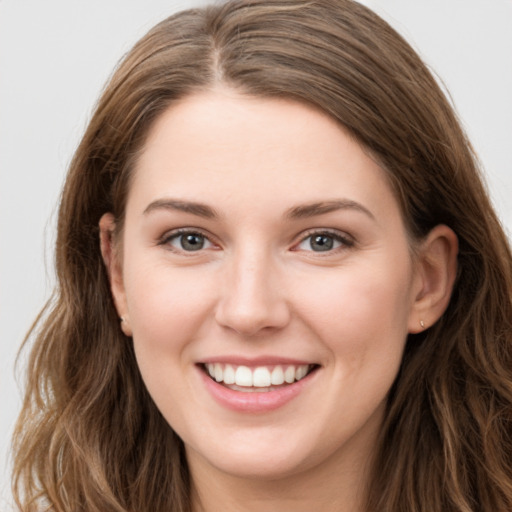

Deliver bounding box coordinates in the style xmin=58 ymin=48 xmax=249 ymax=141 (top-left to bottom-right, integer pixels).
xmin=167 ymin=231 xmax=213 ymax=252
xmin=296 ymin=232 xmax=351 ymax=252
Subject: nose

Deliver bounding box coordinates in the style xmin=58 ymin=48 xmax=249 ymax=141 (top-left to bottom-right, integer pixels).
xmin=214 ymin=247 xmax=291 ymax=337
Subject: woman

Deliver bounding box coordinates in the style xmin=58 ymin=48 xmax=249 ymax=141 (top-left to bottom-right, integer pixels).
xmin=12 ymin=0 xmax=512 ymax=511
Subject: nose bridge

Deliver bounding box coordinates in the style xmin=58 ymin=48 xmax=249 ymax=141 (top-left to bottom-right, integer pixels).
xmin=215 ymin=241 xmax=289 ymax=336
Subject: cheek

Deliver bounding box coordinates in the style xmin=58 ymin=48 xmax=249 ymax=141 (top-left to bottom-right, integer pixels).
xmin=294 ymin=260 xmax=413 ymax=363
xmin=123 ymin=262 xmax=217 ymax=359
xmin=122 ymin=263 xmax=219 ymax=420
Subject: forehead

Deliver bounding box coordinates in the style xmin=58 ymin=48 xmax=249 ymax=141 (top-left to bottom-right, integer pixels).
xmin=126 ymin=89 xmax=400 ymax=224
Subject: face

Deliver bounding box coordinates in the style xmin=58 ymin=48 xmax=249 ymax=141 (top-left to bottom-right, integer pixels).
xmin=106 ymin=89 xmax=425 ymax=483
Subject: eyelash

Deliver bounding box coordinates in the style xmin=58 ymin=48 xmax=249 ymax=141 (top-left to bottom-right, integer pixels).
xmin=158 ymin=228 xmax=354 ymax=254
xmin=294 ymin=229 xmax=355 ymax=253
xmin=159 ymin=228 xmax=217 ymax=253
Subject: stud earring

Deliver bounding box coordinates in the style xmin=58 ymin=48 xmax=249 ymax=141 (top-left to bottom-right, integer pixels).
xmin=420 ymin=320 xmax=425 ymax=329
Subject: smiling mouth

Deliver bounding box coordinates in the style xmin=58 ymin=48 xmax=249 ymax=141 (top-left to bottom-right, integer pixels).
xmin=201 ymin=363 xmax=319 ymax=392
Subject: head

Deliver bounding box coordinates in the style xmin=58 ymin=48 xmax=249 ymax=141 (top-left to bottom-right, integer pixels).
xmin=14 ymin=1 xmax=512 ymax=511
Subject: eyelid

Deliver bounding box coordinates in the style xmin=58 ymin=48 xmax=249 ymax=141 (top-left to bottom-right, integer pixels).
xmin=157 ymin=227 xmax=354 ymax=254
xmin=158 ymin=227 xmax=219 ymax=252
xmin=291 ymin=228 xmax=355 ymax=252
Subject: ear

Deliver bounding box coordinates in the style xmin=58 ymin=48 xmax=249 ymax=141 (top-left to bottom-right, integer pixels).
xmin=408 ymin=225 xmax=458 ymax=333
xmin=99 ymin=213 xmax=132 ymax=336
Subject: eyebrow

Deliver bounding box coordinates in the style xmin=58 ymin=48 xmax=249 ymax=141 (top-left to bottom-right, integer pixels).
xmin=285 ymin=200 xmax=375 ymax=220
xmin=142 ymin=198 xmax=374 ymax=221
xmin=143 ymin=199 xmax=219 ymax=219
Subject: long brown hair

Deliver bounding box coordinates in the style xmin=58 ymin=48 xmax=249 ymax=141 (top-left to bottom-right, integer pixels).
xmin=13 ymin=1 xmax=512 ymax=511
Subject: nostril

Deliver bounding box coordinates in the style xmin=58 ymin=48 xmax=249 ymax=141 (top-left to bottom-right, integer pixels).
xmin=214 ymin=301 xmax=291 ymax=336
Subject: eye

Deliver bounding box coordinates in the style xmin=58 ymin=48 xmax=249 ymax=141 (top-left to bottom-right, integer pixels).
xmin=295 ymin=231 xmax=353 ymax=252
xmin=165 ymin=230 xmax=215 ymax=252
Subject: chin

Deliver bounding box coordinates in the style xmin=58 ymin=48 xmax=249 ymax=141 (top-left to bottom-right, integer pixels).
xmin=183 ymin=421 xmax=342 ymax=483
xmin=191 ymin=446 xmax=313 ymax=481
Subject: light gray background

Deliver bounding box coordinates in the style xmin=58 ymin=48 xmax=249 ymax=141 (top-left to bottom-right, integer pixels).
xmin=1 ymin=1 xmax=511 ymax=509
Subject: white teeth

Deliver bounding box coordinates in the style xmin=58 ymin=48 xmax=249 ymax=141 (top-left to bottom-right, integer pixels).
xmin=295 ymin=365 xmax=308 ymax=381
xmin=204 ymin=363 xmax=312 ymax=388
xmin=253 ymin=367 xmax=271 ymax=387
xmin=214 ymin=363 xmax=223 ymax=382
xmin=284 ymin=366 xmax=295 ymax=384
xmin=271 ymin=366 xmax=285 ymax=385
xmin=223 ymin=364 xmax=235 ymax=385
xmin=235 ymin=366 xmax=253 ymax=387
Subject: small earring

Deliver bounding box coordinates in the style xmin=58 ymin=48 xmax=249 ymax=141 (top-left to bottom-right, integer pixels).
xmin=420 ymin=320 xmax=425 ymax=329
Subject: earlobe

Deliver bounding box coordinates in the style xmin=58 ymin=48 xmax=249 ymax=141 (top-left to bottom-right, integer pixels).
xmin=408 ymin=225 xmax=458 ymax=333
xmin=99 ymin=213 xmax=132 ymax=336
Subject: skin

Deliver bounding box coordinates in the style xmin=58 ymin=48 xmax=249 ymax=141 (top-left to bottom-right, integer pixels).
xmin=100 ymin=88 xmax=458 ymax=512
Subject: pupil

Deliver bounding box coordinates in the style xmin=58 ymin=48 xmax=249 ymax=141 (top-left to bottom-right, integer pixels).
xmin=182 ymin=234 xmax=204 ymax=251
xmin=311 ymin=235 xmax=333 ymax=251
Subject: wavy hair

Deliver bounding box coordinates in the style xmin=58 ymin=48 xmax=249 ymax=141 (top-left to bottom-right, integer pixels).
xmin=12 ymin=1 xmax=512 ymax=511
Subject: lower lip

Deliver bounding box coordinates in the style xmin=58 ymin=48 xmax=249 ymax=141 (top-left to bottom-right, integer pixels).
xmin=198 ymin=367 xmax=316 ymax=413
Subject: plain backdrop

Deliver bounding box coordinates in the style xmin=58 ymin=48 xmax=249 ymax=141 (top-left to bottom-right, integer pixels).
xmin=1 ymin=0 xmax=511 ymax=509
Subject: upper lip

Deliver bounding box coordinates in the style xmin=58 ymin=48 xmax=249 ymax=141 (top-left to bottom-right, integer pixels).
xmin=198 ymin=356 xmax=318 ymax=366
